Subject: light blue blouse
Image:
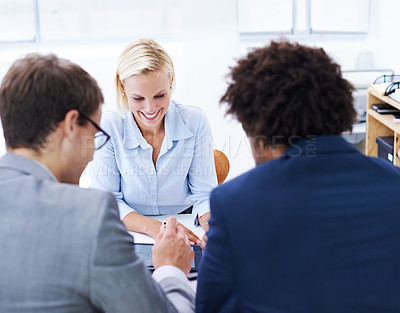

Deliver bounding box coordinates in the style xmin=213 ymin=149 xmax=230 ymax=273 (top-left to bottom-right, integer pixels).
xmin=89 ymin=101 xmax=218 ymax=224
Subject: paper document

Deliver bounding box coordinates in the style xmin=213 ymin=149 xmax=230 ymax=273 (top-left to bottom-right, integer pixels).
xmin=128 ymin=214 xmax=205 ymax=244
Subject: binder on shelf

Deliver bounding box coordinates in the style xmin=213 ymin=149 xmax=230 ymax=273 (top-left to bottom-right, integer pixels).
xmin=393 ymin=113 xmax=400 ymax=123
xmin=371 ymin=103 xmax=400 ymax=114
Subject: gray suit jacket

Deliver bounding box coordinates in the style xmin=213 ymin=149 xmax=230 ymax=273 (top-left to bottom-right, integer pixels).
xmin=0 ymin=153 xmax=195 ymax=313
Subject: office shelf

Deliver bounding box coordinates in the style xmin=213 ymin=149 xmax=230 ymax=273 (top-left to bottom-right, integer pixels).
xmin=366 ymin=84 xmax=400 ymax=166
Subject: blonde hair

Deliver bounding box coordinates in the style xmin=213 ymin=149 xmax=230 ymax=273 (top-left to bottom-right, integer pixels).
xmin=116 ymin=38 xmax=176 ymax=115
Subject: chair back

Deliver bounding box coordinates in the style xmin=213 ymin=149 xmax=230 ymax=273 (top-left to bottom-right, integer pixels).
xmin=214 ymin=150 xmax=229 ymax=184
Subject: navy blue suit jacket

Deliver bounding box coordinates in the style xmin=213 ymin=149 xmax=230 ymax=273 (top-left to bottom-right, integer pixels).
xmin=196 ymin=135 xmax=400 ymax=313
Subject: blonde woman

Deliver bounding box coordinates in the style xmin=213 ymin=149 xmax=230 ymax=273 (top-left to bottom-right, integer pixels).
xmin=90 ymin=39 xmax=217 ymax=246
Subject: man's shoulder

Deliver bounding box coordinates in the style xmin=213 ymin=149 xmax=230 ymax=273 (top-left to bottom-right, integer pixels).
xmin=366 ymin=154 xmax=400 ymax=174
xmin=211 ymin=162 xmax=276 ymax=203
xmin=43 ymin=180 xmax=117 ymax=213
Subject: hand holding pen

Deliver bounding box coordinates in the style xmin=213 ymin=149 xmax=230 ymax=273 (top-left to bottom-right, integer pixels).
xmin=152 ymin=217 xmax=194 ymax=275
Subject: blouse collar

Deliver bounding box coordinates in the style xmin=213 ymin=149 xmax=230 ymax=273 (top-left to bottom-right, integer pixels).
xmin=123 ymin=100 xmax=194 ymax=150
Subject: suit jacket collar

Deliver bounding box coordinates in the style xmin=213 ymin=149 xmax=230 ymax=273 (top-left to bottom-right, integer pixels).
xmin=122 ymin=100 xmax=194 ymax=150
xmin=0 ymin=153 xmax=57 ymax=182
xmin=283 ymin=135 xmax=358 ymax=158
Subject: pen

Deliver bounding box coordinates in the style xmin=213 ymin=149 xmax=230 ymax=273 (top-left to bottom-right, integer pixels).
xmin=162 ymin=220 xmax=168 ymax=227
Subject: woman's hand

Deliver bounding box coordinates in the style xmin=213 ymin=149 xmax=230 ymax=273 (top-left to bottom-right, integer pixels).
xmin=147 ymin=220 xmax=164 ymax=239
xmin=153 ymin=217 xmax=194 ymax=275
xmin=122 ymin=211 xmax=204 ymax=246
xmin=200 ymin=233 xmax=208 ymax=248
xmin=198 ymin=212 xmax=211 ymax=248
xmin=177 ymin=222 xmax=201 ymax=246
xmin=122 ymin=212 xmax=163 ymax=239
xmin=198 ymin=212 xmax=210 ymax=233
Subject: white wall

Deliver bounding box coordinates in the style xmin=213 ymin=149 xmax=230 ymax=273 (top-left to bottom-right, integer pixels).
xmin=369 ymin=0 xmax=400 ymax=72
xmin=1 ymin=0 xmax=400 ymax=182
xmin=180 ymin=0 xmax=253 ymax=181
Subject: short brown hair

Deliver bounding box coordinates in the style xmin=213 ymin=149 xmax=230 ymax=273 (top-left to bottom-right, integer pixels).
xmin=221 ymin=41 xmax=356 ymax=145
xmin=0 ymin=53 xmax=104 ymax=150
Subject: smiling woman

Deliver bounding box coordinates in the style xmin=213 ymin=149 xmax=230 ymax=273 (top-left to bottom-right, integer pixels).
xmin=89 ymin=39 xmax=217 ymax=246
xmin=124 ymin=72 xmax=171 ymax=138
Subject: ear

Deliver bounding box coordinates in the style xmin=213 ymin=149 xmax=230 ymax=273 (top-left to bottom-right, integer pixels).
xmin=249 ymin=136 xmax=273 ymax=165
xmin=253 ymin=136 xmax=267 ymax=154
xmin=62 ymin=109 xmax=80 ymax=140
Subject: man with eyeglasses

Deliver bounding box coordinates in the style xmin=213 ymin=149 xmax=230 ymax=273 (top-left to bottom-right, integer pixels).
xmin=0 ymin=53 xmax=195 ymax=313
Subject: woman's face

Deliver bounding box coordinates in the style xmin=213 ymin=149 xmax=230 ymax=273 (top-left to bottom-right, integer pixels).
xmin=123 ymin=71 xmax=171 ymax=131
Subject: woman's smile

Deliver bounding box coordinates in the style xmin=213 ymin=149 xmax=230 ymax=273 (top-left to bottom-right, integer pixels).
xmin=124 ymin=71 xmax=171 ymax=131
xmin=140 ymin=109 xmax=160 ymax=120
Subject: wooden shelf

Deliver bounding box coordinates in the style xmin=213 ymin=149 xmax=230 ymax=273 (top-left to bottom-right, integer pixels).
xmin=366 ymin=84 xmax=400 ymax=167
xmin=367 ymin=109 xmax=400 ymax=133
xmin=368 ymin=84 xmax=400 ymax=111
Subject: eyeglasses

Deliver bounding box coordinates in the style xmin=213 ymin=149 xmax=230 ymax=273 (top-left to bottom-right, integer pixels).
xmin=78 ymin=111 xmax=110 ymax=150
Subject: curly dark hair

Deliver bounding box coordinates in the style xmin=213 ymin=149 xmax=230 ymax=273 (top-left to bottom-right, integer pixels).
xmin=221 ymin=41 xmax=356 ymax=145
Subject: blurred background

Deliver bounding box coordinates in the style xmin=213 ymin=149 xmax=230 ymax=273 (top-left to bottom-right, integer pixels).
xmin=0 ymin=0 xmax=399 ymax=184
